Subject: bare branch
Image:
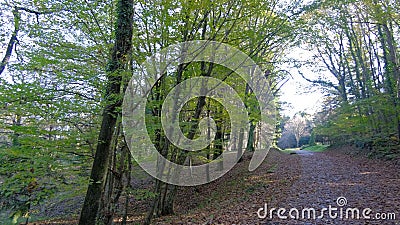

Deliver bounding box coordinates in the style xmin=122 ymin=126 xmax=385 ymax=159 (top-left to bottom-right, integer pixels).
xmin=0 ymin=7 xmax=20 ymax=76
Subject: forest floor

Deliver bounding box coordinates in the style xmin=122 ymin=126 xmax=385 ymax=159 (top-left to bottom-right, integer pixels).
xmin=31 ymin=146 xmax=400 ymax=225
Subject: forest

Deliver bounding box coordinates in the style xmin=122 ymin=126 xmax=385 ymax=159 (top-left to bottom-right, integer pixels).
xmin=0 ymin=0 xmax=399 ymax=224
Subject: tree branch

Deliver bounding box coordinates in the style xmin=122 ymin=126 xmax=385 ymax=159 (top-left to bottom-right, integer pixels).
xmin=0 ymin=7 xmax=20 ymax=76
xmin=298 ymin=69 xmax=339 ymax=92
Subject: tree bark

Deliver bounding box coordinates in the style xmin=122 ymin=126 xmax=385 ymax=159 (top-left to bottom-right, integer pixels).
xmin=237 ymin=128 xmax=245 ymax=162
xmin=78 ymin=0 xmax=133 ymax=224
xmin=246 ymin=122 xmax=256 ymax=152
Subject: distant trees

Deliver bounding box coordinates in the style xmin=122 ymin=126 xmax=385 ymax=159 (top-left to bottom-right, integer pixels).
xmin=285 ymin=114 xmax=309 ymax=147
xmin=278 ymin=113 xmax=311 ymax=148
xmin=278 ymin=130 xmax=297 ymax=149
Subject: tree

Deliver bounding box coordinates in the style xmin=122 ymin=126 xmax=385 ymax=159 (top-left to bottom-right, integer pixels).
xmin=299 ymin=0 xmax=400 ymax=152
xmin=309 ymin=130 xmax=316 ymax=146
xmin=0 ymin=0 xmax=110 ymax=223
xmin=285 ymin=114 xmax=309 ymax=148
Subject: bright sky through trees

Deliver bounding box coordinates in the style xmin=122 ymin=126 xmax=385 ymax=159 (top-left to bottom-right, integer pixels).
xmin=280 ymin=74 xmax=323 ymax=116
xmin=279 ymin=48 xmax=325 ymax=116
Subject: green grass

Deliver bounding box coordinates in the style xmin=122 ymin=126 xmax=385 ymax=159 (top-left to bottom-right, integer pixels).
xmin=301 ymin=144 xmax=330 ymax=152
xmin=279 ymin=148 xmax=300 ymax=154
xmin=279 ymin=144 xmax=330 ymax=154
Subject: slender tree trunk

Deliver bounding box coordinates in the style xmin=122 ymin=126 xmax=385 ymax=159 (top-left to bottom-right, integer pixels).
xmin=237 ymin=128 xmax=245 ymax=162
xmin=122 ymin=151 xmax=132 ymax=225
xmin=78 ymin=0 xmax=133 ymax=224
xmin=100 ymin=120 xmax=120 ymax=225
xmin=246 ymin=122 xmax=256 ymax=152
xmin=214 ymin=108 xmax=224 ymax=171
xmin=156 ymin=62 xmax=213 ymax=219
xmin=12 ymin=114 xmax=21 ymax=146
xmin=206 ymin=106 xmax=211 ymax=182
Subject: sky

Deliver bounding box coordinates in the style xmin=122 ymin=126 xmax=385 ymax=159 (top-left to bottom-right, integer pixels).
xmin=279 ymin=73 xmax=324 ymax=117
xmin=278 ymin=48 xmax=326 ymax=117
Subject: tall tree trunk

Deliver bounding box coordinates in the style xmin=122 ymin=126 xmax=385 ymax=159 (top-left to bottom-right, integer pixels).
xmin=78 ymin=0 xmax=133 ymax=224
xmin=236 ymin=128 xmax=245 ymax=162
xmin=246 ymin=122 xmax=256 ymax=152
xmin=144 ymin=61 xmax=187 ymax=225
xmin=100 ymin=119 xmax=120 ymax=225
xmin=122 ymin=151 xmax=132 ymax=225
xmin=213 ymin=107 xmax=224 ymax=171
xmin=148 ymin=62 xmax=214 ymax=224
xmin=159 ymin=95 xmax=209 ymax=217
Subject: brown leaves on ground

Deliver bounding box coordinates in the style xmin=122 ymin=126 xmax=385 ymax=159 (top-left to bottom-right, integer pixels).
xmin=152 ymin=147 xmax=400 ymax=225
xmin=33 ymin=146 xmax=400 ymax=225
xmin=152 ymin=149 xmax=302 ymax=225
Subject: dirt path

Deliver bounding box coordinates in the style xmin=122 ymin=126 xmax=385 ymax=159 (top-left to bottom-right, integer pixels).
xmin=265 ymin=149 xmax=400 ymax=225
xmin=154 ymin=148 xmax=400 ymax=225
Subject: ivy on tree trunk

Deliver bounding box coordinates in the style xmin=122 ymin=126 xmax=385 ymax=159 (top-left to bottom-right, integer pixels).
xmin=78 ymin=0 xmax=133 ymax=224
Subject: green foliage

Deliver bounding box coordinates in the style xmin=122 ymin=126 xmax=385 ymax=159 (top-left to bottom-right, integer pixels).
xmin=315 ymin=95 xmax=400 ymax=145
xmin=301 ymin=0 xmax=400 ymax=156
xmin=131 ymin=189 xmax=156 ymax=201
xmin=0 ymin=146 xmax=55 ymax=222
xmin=309 ymin=130 xmax=316 ymax=146
xmin=0 ymin=0 xmax=113 ymax=220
